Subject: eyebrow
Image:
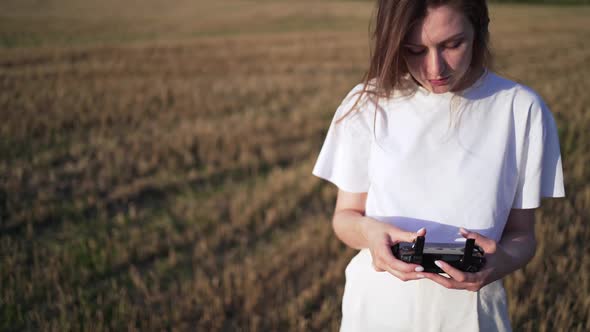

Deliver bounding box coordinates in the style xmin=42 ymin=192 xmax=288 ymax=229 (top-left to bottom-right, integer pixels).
xmin=404 ymin=33 xmax=465 ymax=47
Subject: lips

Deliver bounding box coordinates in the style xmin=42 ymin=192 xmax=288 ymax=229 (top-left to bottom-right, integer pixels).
xmin=428 ymin=76 xmax=450 ymax=86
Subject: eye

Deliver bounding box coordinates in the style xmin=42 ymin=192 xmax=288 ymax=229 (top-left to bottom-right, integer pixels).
xmin=445 ymin=39 xmax=464 ymax=49
xmin=405 ymin=46 xmax=426 ymax=56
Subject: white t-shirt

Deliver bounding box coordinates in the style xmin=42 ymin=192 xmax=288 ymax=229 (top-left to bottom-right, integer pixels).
xmin=312 ymin=71 xmax=565 ymax=331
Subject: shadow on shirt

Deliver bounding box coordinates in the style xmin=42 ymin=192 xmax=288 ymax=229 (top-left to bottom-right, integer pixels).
xmin=369 ymin=215 xmax=495 ymax=243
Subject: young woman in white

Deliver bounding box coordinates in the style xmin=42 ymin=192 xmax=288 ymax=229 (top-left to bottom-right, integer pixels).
xmin=312 ymin=1 xmax=565 ymax=331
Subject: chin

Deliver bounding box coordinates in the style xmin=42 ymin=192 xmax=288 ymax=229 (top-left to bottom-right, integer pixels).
xmin=430 ymin=85 xmax=452 ymax=94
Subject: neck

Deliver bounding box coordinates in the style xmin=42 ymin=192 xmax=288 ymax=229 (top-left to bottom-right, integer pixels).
xmin=451 ymin=67 xmax=486 ymax=92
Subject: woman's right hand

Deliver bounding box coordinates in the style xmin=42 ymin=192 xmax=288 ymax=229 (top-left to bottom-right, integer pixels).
xmin=360 ymin=217 xmax=427 ymax=281
xmin=332 ymin=189 xmax=426 ymax=282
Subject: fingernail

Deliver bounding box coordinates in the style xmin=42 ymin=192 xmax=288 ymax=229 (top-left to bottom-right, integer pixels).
xmin=434 ymin=260 xmax=443 ymax=268
xmin=415 ymin=266 xmax=424 ymax=272
xmin=417 ymin=227 xmax=425 ymax=233
xmin=416 ymin=274 xmax=425 ymax=279
xmin=459 ymin=228 xmax=468 ymax=235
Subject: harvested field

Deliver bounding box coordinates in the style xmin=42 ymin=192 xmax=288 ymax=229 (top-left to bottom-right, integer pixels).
xmin=1 ymin=1 xmax=589 ymax=331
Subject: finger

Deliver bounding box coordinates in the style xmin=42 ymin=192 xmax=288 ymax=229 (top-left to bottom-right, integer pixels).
xmin=376 ymin=240 xmax=423 ymax=274
xmin=416 ymin=227 xmax=426 ymax=237
xmin=380 ymin=243 xmax=425 ymax=273
xmin=422 ymin=272 xmax=459 ymax=289
xmin=387 ymin=257 xmax=425 ymax=274
xmin=381 ymin=228 xmax=427 ymax=274
xmin=459 ymin=228 xmax=496 ymax=253
xmin=372 ymin=260 xmax=385 ymax=272
xmin=390 ymin=227 xmax=427 ymax=244
xmin=385 ymin=266 xmax=426 ymax=282
xmin=424 ymin=270 xmax=484 ymax=292
xmin=379 ymin=248 xmax=423 ymax=274
xmin=370 ymin=251 xmax=386 ymax=272
xmin=434 ymin=260 xmax=475 ymax=284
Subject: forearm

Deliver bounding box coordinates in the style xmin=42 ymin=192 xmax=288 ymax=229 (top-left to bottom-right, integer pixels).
xmin=331 ymin=209 xmax=375 ymax=250
xmin=491 ymin=229 xmax=537 ymax=281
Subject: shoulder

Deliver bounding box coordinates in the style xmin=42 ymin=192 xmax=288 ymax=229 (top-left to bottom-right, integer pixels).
xmin=337 ymin=82 xmax=378 ymax=111
xmin=481 ymin=71 xmax=547 ymax=109
xmin=483 ymin=72 xmax=558 ymax=137
xmin=332 ymin=82 xmax=379 ymax=138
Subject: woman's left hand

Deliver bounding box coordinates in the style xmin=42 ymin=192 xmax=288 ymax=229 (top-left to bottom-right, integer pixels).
xmin=422 ymin=228 xmax=509 ymax=292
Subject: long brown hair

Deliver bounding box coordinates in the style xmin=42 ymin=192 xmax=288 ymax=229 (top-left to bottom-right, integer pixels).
xmin=339 ymin=0 xmax=492 ymax=121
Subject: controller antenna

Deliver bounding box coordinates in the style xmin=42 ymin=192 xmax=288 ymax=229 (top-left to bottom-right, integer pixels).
xmin=412 ymin=236 xmax=425 ymax=265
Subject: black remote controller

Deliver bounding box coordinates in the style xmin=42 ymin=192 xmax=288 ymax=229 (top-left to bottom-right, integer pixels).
xmin=391 ymin=236 xmax=486 ymax=273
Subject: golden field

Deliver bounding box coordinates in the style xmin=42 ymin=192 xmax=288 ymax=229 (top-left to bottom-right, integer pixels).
xmin=1 ymin=0 xmax=589 ymax=331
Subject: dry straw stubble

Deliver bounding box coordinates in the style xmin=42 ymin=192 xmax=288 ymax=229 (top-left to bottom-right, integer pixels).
xmin=1 ymin=1 xmax=589 ymax=331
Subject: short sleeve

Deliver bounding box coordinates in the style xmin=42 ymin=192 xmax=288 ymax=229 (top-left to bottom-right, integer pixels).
xmin=312 ymin=84 xmax=374 ymax=193
xmin=512 ymin=96 xmax=565 ymax=209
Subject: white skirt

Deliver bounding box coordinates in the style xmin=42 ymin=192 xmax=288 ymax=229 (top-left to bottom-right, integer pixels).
xmin=340 ymin=249 xmax=512 ymax=332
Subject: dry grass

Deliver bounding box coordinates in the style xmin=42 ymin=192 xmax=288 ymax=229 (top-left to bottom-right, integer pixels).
xmin=1 ymin=1 xmax=589 ymax=331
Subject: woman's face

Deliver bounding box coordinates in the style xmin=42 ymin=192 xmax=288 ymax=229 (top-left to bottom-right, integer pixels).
xmin=403 ymin=5 xmax=475 ymax=94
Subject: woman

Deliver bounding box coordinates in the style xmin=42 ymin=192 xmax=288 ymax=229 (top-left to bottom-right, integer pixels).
xmin=312 ymin=0 xmax=565 ymax=331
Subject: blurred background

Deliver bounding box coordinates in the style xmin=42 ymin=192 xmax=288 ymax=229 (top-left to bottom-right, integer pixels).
xmin=1 ymin=0 xmax=588 ymax=331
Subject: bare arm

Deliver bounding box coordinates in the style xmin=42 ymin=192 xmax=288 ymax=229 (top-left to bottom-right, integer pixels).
xmin=482 ymin=208 xmax=537 ymax=282
xmin=332 ymin=189 xmax=427 ymax=281
xmin=331 ymin=190 xmax=371 ymax=250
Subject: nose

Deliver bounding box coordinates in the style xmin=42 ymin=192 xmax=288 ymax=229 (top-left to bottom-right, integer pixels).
xmin=427 ymin=49 xmax=446 ymax=78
